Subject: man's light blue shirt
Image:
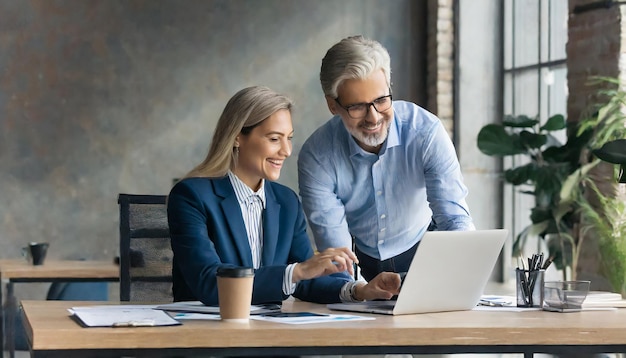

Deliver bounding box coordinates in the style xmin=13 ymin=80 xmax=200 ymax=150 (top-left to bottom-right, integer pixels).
xmin=298 ymin=100 xmax=474 ymax=260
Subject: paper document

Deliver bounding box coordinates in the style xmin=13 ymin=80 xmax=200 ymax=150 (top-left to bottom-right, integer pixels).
xmin=69 ymin=305 xmax=181 ymax=327
xmin=156 ymin=301 xmax=281 ymax=315
xmin=473 ymin=306 xmax=541 ymax=312
xmin=251 ymin=312 xmax=375 ymax=325
xmin=172 ymin=312 xmax=222 ymax=320
xmin=476 ymin=292 xmax=624 ymax=312
xmin=479 ymin=295 xmax=516 ymax=307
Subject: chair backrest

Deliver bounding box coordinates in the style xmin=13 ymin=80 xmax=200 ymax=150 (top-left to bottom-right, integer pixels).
xmin=118 ymin=194 xmax=172 ymax=302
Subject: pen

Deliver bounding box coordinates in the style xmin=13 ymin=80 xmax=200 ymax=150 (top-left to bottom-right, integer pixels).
xmin=112 ymin=320 xmax=156 ymax=327
xmin=542 ymin=255 xmax=553 ymax=270
xmin=521 ymin=270 xmax=532 ymax=304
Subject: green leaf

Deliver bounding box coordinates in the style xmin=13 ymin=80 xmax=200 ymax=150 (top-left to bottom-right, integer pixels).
xmin=477 ymin=124 xmax=526 ymax=156
xmin=553 ymin=199 xmax=576 ymax=226
xmin=534 ymin=165 xmax=565 ymax=199
xmin=567 ymin=126 xmax=594 ymax=154
xmin=530 ymin=207 xmax=552 ymax=224
xmin=503 ymin=114 xmax=539 ymax=128
xmin=542 ymin=145 xmax=569 ymax=163
xmin=593 ymin=139 xmax=626 ymax=164
xmin=559 ymin=161 xmax=599 ymax=202
xmin=512 ymin=222 xmax=550 ymax=256
xmin=544 ymin=127 xmax=591 ymax=165
xmin=519 ymin=131 xmax=548 ymax=149
xmin=540 ymin=114 xmax=567 ymax=131
xmin=529 ymin=221 xmax=550 ymax=237
xmin=544 ymin=133 xmax=563 ymax=148
xmin=546 ymin=234 xmax=574 ymax=269
xmin=504 ymin=163 xmax=534 ymax=185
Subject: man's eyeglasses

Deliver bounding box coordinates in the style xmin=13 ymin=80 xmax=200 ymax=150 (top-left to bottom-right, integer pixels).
xmin=334 ymin=94 xmax=393 ymax=119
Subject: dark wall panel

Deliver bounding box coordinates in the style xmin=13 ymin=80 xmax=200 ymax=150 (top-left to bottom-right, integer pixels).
xmin=0 ymin=0 xmax=424 ymax=263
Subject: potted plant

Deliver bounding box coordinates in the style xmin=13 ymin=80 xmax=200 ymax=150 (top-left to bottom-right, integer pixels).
xmin=477 ymin=113 xmax=592 ymax=279
xmin=478 ymin=76 xmax=626 ymax=282
xmin=575 ymin=175 xmax=626 ymax=295
xmin=561 ymin=78 xmax=626 ymax=294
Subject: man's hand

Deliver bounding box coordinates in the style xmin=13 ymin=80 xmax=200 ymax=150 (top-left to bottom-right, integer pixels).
xmin=353 ymin=272 xmax=402 ymax=301
xmin=292 ymin=247 xmax=357 ymax=283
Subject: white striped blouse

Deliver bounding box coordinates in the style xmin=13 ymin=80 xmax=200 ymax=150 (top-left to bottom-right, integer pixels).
xmin=228 ymin=171 xmax=266 ymax=269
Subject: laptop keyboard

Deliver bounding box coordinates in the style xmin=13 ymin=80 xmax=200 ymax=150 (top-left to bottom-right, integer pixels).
xmin=366 ymin=301 xmax=396 ymax=310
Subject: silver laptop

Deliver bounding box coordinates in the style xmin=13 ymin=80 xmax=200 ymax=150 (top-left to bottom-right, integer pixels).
xmin=327 ymin=229 xmax=508 ymax=315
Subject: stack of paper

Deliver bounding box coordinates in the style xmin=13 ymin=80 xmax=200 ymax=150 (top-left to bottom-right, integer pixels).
xmin=582 ymin=291 xmax=626 ymax=308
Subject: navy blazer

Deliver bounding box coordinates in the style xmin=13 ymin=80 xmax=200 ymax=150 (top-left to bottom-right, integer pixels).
xmin=167 ymin=176 xmax=351 ymax=305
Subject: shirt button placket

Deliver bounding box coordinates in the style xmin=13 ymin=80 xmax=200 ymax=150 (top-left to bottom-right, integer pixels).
xmin=372 ymin=161 xmax=387 ymax=254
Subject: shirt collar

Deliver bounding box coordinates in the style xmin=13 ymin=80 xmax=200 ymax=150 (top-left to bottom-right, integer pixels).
xmin=227 ymin=171 xmax=266 ymax=208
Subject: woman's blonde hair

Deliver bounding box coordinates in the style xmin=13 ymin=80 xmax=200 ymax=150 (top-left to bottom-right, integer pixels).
xmin=185 ymin=86 xmax=294 ymax=178
xmin=320 ymin=35 xmax=391 ymax=98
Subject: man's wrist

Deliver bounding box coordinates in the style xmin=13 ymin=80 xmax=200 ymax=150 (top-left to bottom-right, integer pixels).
xmin=350 ymin=282 xmax=365 ymax=301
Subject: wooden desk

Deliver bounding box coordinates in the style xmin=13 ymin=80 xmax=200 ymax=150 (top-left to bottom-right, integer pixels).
xmin=0 ymin=259 xmax=118 ymax=358
xmin=21 ymin=299 xmax=626 ymax=358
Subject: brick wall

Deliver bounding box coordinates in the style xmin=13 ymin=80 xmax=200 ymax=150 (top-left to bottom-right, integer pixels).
xmin=567 ymin=0 xmax=623 ymax=123
xmin=427 ymin=0 xmax=455 ymax=136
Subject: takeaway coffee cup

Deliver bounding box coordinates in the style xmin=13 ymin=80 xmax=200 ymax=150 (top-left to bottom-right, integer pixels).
xmin=216 ymin=266 xmax=254 ymax=323
xmin=22 ymin=242 xmax=50 ymax=266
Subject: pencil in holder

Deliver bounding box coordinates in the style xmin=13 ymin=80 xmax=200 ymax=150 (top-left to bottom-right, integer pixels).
xmin=516 ymin=268 xmax=545 ymax=308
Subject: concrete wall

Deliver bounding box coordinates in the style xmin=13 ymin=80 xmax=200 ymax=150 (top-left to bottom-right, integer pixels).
xmin=456 ymin=0 xmax=505 ymax=280
xmin=0 ymin=0 xmax=425 ymax=297
xmin=456 ymin=0 xmax=503 ymax=232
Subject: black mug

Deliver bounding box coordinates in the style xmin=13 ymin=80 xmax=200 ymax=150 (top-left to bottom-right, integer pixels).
xmin=22 ymin=242 xmax=50 ymax=265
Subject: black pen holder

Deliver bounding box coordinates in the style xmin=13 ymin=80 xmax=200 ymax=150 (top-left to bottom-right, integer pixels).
xmin=516 ymin=268 xmax=545 ymax=308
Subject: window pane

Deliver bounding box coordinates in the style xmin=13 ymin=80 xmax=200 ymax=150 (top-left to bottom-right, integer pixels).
xmin=513 ymin=70 xmax=540 ymax=117
xmin=514 ymin=0 xmax=540 ymax=67
xmin=542 ymin=0 xmax=568 ymax=62
xmin=504 ymin=0 xmax=514 ymax=69
xmin=550 ymin=0 xmax=568 ymax=61
xmin=540 ymin=66 xmax=568 ymax=144
xmin=549 ymin=65 xmax=568 ymax=116
xmin=503 ymin=0 xmax=568 ymax=281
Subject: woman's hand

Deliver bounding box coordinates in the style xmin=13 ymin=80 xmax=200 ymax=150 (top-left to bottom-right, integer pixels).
xmin=292 ymin=247 xmax=357 ymax=282
xmin=353 ymin=272 xmax=402 ymax=301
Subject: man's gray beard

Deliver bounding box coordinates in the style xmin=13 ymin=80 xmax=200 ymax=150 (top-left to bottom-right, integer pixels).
xmin=351 ymin=122 xmax=390 ymax=148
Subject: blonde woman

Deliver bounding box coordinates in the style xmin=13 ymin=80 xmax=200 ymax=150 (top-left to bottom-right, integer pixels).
xmin=168 ymin=86 xmax=400 ymax=305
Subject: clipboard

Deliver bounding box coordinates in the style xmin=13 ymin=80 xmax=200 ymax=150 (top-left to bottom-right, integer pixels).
xmin=69 ymin=305 xmax=181 ymax=327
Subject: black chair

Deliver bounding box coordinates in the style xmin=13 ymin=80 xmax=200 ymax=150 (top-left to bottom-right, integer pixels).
xmin=118 ymin=194 xmax=173 ymax=302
